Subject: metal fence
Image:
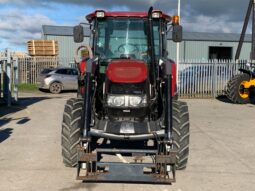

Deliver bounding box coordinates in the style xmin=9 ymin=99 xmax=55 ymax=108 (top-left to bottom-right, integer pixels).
xmin=18 ymin=57 xmax=59 ymax=84
xmin=14 ymin=57 xmax=248 ymax=98
xmin=178 ymin=60 xmax=247 ymax=98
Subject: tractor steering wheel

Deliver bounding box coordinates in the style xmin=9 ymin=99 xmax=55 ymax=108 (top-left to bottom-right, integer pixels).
xmin=117 ymin=43 xmax=139 ymax=54
xmin=74 ymin=45 xmax=93 ymax=64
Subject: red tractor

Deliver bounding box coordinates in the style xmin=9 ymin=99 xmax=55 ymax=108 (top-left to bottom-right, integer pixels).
xmin=61 ymin=7 xmax=190 ymax=184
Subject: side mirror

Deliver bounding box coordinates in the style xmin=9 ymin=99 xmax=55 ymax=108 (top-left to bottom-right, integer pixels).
xmin=73 ymin=25 xmax=84 ymax=43
xmin=172 ymin=25 xmax=183 ymax=43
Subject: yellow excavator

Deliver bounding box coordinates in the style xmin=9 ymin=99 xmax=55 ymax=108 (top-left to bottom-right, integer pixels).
xmin=227 ymin=64 xmax=255 ymax=104
xmin=227 ymin=0 xmax=255 ymax=104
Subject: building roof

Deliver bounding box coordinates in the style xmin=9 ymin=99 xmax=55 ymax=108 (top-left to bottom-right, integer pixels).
xmin=181 ymin=32 xmax=251 ymax=42
xmin=42 ymin=25 xmax=252 ymax=42
xmin=42 ymin=25 xmax=90 ymax=37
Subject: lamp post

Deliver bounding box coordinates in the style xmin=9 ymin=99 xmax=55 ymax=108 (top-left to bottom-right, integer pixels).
xmin=176 ymin=0 xmax=181 ymax=85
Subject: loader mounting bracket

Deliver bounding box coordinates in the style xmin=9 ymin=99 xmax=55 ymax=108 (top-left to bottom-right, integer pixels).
xmin=76 ymin=147 xmax=177 ymax=184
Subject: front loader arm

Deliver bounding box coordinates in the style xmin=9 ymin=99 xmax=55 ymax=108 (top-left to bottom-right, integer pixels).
xmin=82 ymin=57 xmax=98 ymax=139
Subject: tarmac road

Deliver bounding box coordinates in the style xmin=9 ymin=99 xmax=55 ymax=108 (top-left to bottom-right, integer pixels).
xmin=0 ymin=92 xmax=255 ymax=191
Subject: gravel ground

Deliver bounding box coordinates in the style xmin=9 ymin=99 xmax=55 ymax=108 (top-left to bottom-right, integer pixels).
xmin=0 ymin=92 xmax=255 ymax=191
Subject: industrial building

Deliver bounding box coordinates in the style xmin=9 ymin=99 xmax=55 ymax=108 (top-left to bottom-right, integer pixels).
xmin=42 ymin=25 xmax=252 ymax=66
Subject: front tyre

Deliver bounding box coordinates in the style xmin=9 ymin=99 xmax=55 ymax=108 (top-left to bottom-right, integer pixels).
xmin=173 ymin=101 xmax=190 ymax=170
xmin=61 ymin=98 xmax=83 ymax=167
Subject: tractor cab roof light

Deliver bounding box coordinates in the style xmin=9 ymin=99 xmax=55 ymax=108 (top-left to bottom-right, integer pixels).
xmin=96 ymin=11 xmax=105 ymax=18
xmin=152 ymin=11 xmax=161 ymax=18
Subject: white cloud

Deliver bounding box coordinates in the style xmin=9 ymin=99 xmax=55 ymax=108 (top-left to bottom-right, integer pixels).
xmin=0 ymin=0 xmax=249 ymax=20
xmin=0 ymin=0 xmax=252 ymax=50
xmin=0 ymin=10 xmax=55 ymax=48
xmin=182 ymin=14 xmax=245 ymax=33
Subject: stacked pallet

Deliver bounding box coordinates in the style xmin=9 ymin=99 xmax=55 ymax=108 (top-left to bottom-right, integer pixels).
xmin=27 ymin=40 xmax=59 ymax=56
xmin=13 ymin=52 xmax=28 ymax=58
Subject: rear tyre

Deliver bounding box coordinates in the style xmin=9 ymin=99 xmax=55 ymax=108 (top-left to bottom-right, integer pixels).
xmin=226 ymin=73 xmax=251 ymax=104
xmin=50 ymin=82 xmax=62 ymax=94
xmin=61 ymin=98 xmax=83 ymax=167
xmin=173 ymin=101 xmax=190 ymax=170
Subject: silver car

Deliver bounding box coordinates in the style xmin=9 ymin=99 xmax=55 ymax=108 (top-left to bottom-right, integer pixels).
xmin=38 ymin=68 xmax=78 ymax=94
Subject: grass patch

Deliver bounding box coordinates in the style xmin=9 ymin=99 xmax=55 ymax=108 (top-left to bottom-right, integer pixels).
xmin=17 ymin=84 xmax=38 ymax=92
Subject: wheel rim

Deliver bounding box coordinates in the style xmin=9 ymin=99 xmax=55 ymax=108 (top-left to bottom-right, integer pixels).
xmin=51 ymin=83 xmax=61 ymax=93
xmin=239 ymin=81 xmax=249 ymax=99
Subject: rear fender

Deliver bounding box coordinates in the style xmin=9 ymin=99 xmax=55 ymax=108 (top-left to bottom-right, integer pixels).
xmin=79 ymin=58 xmax=97 ymax=76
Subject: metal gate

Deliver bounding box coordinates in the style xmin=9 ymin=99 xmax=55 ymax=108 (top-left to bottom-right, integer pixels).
xmin=178 ymin=60 xmax=247 ymax=98
xmin=0 ymin=49 xmax=18 ymax=106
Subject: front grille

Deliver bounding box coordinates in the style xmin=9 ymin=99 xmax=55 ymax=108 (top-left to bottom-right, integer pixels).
xmin=107 ymin=107 xmax=147 ymax=120
xmin=109 ymin=82 xmax=146 ymax=95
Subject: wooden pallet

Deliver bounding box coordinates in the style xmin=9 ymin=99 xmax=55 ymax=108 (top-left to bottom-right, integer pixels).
xmin=27 ymin=40 xmax=59 ymax=56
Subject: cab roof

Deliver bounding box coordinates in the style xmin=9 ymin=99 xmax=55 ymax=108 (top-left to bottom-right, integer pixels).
xmin=86 ymin=10 xmax=172 ymax=23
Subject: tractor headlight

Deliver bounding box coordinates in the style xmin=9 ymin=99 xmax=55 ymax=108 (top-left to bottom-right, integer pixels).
xmin=107 ymin=96 xmax=125 ymax=107
xmin=107 ymin=95 xmax=147 ymax=108
xmin=129 ymin=96 xmax=142 ymax=107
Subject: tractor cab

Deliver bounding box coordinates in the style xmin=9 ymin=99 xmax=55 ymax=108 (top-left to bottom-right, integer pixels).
xmin=87 ymin=11 xmax=180 ymax=62
xmin=75 ymin=10 xmax=182 ymax=61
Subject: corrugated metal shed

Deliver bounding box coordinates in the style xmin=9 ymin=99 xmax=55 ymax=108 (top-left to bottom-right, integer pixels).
xmin=42 ymin=25 xmax=91 ymax=66
xmin=42 ymin=25 xmax=252 ymax=66
xmin=42 ymin=25 xmax=252 ymax=42
xmin=178 ymin=32 xmax=251 ymax=42
xmin=167 ymin=41 xmax=251 ymax=60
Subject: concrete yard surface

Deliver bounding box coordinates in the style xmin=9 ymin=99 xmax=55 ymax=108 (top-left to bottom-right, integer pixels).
xmin=0 ymin=93 xmax=255 ymax=191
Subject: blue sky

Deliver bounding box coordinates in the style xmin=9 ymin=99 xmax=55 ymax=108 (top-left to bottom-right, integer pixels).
xmin=0 ymin=0 xmax=251 ymax=52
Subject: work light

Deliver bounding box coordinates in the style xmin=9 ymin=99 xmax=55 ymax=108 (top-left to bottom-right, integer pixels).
xmin=172 ymin=15 xmax=180 ymax=24
xmin=96 ymin=11 xmax=105 ymax=18
xmin=152 ymin=12 xmax=161 ymax=18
